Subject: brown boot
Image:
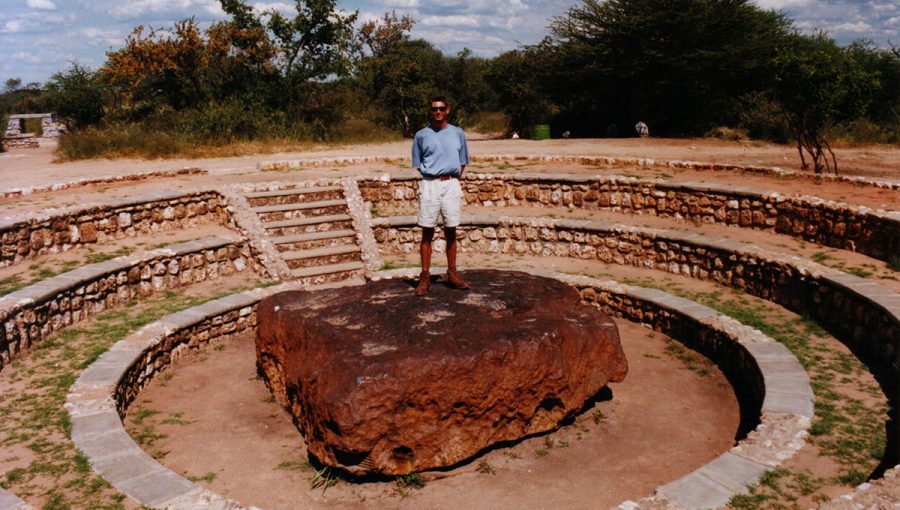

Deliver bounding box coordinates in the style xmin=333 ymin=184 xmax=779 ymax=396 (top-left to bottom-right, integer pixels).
xmin=415 ymin=271 xmax=431 ymax=296
xmin=446 ymin=269 xmax=469 ymax=290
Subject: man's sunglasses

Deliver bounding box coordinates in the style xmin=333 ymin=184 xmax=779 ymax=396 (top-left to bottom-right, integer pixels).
xmin=430 ymin=106 xmax=447 ymax=112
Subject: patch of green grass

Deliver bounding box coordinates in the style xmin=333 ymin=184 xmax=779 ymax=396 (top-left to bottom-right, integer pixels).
xmin=844 ymin=267 xmax=873 ymax=278
xmin=129 ymin=408 xmax=160 ymax=425
xmin=663 ymin=341 xmax=712 ymax=377
xmin=84 ymin=248 xmax=134 ymax=264
xmin=73 ymin=451 xmax=91 ymax=473
xmin=186 ymin=471 xmax=217 ymax=483
xmin=275 ymin=460 xmax=310 ymax=471
xmin=132 ymin=425 xmax=167 ymax=447
xmin=161 ymin=412 xmax=191 ymax=425
xmin=0 ymin=275 xmax=25 ymax=294
xmin=394 ymin=472 xmax=427 ymax=497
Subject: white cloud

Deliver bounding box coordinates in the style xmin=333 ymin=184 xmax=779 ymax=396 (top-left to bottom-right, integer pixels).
xmin=2 ymin=20 xmax=27 ymax=33
xmin=384 ymin=0 xmax=420 ymax=7
xmin=753 ymin=0 xmax=812 ymax=9
xmin=420 ymin=14 xmax=479 ymax=27
xmin=251 ymin=2 xmax=294 ymax=15
xmin=832 ymin=21 xmax=873 ymax=32
xmin=27 ymin=0 xmax=57 ymax=10
xmin=108 ymin=0 xmax=223 ymax=20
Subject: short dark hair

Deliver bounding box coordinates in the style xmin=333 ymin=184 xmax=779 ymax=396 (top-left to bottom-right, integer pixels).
xmin=430 ymin=95 xmax=449 ymax=107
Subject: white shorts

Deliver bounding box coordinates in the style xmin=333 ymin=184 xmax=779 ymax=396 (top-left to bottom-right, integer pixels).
xmin=417 ymin=177 xmax=462 ymax=228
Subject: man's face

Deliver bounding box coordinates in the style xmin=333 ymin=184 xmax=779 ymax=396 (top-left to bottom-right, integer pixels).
xmin=430 ymin=101 xmax=449 ymax=124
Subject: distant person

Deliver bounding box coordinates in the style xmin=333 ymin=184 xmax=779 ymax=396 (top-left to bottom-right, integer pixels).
xmin=511 ymin=131 xmax=520 ymax=139
xmin=635 ymin=121 xmax=649 ymax=137
xmin=411 ymin=96 xmax=470 ymax=296
xmin=562 ymin=130 xmax=571 ymax=139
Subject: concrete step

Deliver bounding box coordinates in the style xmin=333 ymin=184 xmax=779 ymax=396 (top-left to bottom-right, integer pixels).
xmin=281 ymin=244 xmax=360 ymax=261
xmin=262 ymin=214 xmax=353 ymax=230
xmin=270 ymin=229 xmax=356 ymax=245
xmin=251 ymin=199 xmax=345 ymax=214
xmin=244 ymin=186 xmax=342 ymax=199
xmin=290 ymin=261 xmax=366 ymax=278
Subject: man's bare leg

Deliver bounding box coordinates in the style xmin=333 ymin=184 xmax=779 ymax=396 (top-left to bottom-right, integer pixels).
xmin=416 ymin=227 xmax=434 ymax=295
xmin=444 ymin=227 xmax=469 ymax=289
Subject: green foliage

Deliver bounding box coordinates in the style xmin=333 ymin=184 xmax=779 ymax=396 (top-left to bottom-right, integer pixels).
xmin=7 ymin=0 xmax=897 ymax=158
xmin=772 ymin=32 xmax=876 ymax=173
xmin=545 ymin=0 xmax=792 ymax=136
xmin=486 ymin=46 xmax=558 ymax=133
xmin=43 ymin=63 xmax=105 ymax=128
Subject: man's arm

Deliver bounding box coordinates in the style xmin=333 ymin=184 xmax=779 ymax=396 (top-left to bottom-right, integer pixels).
xmin=458 ymin=129 xmax=469 ymax=177
xmin=412 ymin=133 xmax=422 ymax=170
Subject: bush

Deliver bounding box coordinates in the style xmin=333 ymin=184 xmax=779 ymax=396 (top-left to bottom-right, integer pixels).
xmin=737 ymin=92 xmax=791 ymax=143
xmin=704 ymin=126 xmax=749 ymax=141
xmin=56 ymin=124 xmax=186 ymax=160
xmin=827 ymin=119 xmax=900 ymax=146
xmin=327 ymin=118 xmax=401 ymax=144
xmin=469 ymin=111 xmax=507 ymax=134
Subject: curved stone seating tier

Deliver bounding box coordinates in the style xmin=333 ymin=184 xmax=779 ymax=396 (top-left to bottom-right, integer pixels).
xmin=373 ymin=215 xmax=900 ymax=465
xmin=261 ymin=154 xmax=900 ymax=191
xmin=0 ymin=168 xmax=207 ymax=200
xmin=65 ymin=272 xmax=812 ymax=510
xmin=358 ymin=174 xmax=899 ymax=262
xmin=0 ymin=191 xmax=231 ymax=268
xmin=0 ymin=237 xmax=264 ymax=373
xmin=0 ymin=490 xmax=32 ymax=510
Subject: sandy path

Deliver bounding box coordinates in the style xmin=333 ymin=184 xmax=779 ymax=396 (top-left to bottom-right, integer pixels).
xmin=2 ymin=137 xmax=898 ymax=192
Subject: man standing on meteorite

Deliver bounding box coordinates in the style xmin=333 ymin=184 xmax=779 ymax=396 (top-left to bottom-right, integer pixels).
xmin=412 ymin=96 xmax=470 ymax=296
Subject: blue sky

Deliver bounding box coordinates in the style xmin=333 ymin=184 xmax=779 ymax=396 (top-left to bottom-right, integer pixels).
xmin=1 ymin=0 xmax=898 ymax=86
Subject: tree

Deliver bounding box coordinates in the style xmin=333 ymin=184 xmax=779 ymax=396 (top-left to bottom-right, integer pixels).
xmin=101 ymin=19 xmax=210 ymax=114
xmin=545 ymin=0 xmax=793 ymax=136
xmin=487 ymin=46 xmax=558 ymax=134
xmin=264 ymin=0 xmax=358 ymax=82
xmin=357 ymin=13 xmax=451 ymax=136
xmin=773 ymin=32 xmax=874 ymax=174
xmin=4 ymin=78 xmax=22 ymax=94
xmin=44 ymin=63 xmax=105 ymax=127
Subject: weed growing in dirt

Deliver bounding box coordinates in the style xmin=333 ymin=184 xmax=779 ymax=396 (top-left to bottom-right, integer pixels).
xmin=186 ymin=471 xmax=217 ymax=483
xmin=394 ymin=472 xmax=426 ymax=497
xmin=276 ymin=460 xmax=311 ymax=471
xmin=309 ymin=466 xmax=341 ymax=492
xmin=476 ymin=459 xmax=496 ymax=474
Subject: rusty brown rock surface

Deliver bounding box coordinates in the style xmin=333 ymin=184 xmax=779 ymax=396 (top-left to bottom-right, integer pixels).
xmin=255 ymin=269 xmax=627 ymax=475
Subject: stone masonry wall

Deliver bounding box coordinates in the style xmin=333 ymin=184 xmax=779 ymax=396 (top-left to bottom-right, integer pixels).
xmin=115 ymin=296 xmax=261 ymax=414
xmin=0 ymin=238 xmax=260 ymax=372
xmin=374 ymin=217 xmax=897 ymax=367
xmin=358 ymin=175 xmax=899 ymax=261
xmin=374 ymin=216 xmax=899 ymax=465
xmin=580 ymin=282 xmax=766 ymax=436
xmin=0 ymin=191 xmax=231 ymax=268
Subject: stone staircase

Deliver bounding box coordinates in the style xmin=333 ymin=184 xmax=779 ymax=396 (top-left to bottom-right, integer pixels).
xmin=242 ymin=186 xmax=366 ymax=284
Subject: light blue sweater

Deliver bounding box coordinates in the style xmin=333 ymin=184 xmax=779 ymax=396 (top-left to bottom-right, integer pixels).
xmin=412 ymin=124 xmax=469 ymax=177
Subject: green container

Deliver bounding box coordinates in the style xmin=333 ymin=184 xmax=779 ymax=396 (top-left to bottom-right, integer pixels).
xmin=532 ymin=124 xmax=550 ymax=140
